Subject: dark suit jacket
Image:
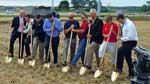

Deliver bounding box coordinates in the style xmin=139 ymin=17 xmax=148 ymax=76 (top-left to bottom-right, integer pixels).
xmin=11 ymin=16 xmax=25 ymax=32
xmin=11 ymin=16 xmax=20 ymax=31
xmin=90 ymin=17 xmax=103 ymax=44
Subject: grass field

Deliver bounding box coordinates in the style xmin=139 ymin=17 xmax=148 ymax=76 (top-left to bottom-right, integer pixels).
xmin=0 ymin=20 xmax=150 ymax=84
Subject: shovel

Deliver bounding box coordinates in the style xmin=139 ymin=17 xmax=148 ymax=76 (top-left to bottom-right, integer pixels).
xmin=5 ymin=23 xmax=13 ymax=63
xmin=28 ymin=19 xmax=36 ymax=67
xmin=62 ymin=29 xmax=73 ymax=73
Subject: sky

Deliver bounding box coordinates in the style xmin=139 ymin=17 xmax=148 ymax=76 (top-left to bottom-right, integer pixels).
xmin=0 ymin=0 xmax=149 ymax=7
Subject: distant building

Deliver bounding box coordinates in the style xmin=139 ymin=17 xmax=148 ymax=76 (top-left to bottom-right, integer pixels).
xmin=32 ymin=6 xmax=54 ymax=18
xmin=4 ymin=7 xmax=15 ymax=15
xmin=5 ymin=10 xmax=14 ymax=14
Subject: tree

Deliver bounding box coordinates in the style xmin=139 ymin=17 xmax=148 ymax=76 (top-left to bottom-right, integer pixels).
xmin=141 ymin=1 xmax=150 ymax=12
xmin=71 ymin=0 xmax=86 ymax=13
xmin=89 ymin=0 xmax=97 ymax=9
xmin=146 ymin=1 xmax=150 ymax=5
xmin=71 ymin=0 xmax=98 ymax=12
xmin=59 ymin=0 xmax=69 ymax=10
xmin=71 ymin=0 xmax=80 ymax=9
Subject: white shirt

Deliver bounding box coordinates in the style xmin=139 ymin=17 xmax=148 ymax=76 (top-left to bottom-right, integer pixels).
xmin=23 ymin=19 xmax=34 ymax=34
xmin=18 ymin=16 xmax=24 ymax=32
xmin=121 ymin=18 xmax=138 ymax=42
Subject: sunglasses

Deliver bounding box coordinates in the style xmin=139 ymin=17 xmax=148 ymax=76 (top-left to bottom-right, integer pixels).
xmin=81 ymin=17 xmax=86 ymax=18
xmin=69 ymin=16 xmax=73 ymax=18
xmin=105 ymin=20 xmax=109 ymax=22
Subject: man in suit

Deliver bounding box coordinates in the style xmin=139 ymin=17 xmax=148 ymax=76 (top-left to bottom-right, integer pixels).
xmin=6 ymin=9 xmax=25 ymax=63
xmin=79 ymin=9 xmax=103 ymax=76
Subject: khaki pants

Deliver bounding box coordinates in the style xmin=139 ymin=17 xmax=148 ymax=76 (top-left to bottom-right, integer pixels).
xmin=99 ymin=41 xmax=117 ymax=65
xmin=85 ymin=42 xmax=100 ymax=68
xmin=32 ymin=37 xmax=44 ymax=63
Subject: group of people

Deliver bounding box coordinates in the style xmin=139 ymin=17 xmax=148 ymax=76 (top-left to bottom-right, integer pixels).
xmin=5 ymin=8 xmax=138 ymax=81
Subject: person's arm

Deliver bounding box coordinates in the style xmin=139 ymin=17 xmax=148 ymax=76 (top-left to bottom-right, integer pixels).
xmin=72 ymin=21 xmax=87 ymax=33
xmin=112 ymin=24 xmax=119 ymax=36
xmin=121 ymin=24 xmax=136 ymax=41
xmin=23 ymin=19 xmax=33 ymax=33
xmin=32 ymin=20 xmax=37 ymax=30
xmin=72 ymin=29 xmax=84 ymax=33
xmin=43 ymin=19 xmax=50 ymax=32
xmin=92 ymin=19 xmax=103 ymax=37
xmin=11 ymin=17 xmax=16 ymax=29
xmin=64 ymin=26 xmax=72 ymax=34
xmin=64 ymin=22 xmax=72 ymax=34
xmin=54 ymin=19 xmax=63 ymax=32
xmin=102 ymin=24 xmax=108 ymax=37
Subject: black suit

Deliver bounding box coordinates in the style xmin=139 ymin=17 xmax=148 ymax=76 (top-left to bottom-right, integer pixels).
xmin=90 ymin=17 xmax=103 ymax=44
xmin=9 ymin=16 xmax=25 ymax=58
xmin=84 ymin=17 xmax=103 ymax=69
xmin=11 ymin=17 xmax=20 ymax=31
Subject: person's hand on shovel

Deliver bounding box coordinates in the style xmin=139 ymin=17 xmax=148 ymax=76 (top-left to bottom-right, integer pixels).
xmin=20 ymin=22 xmax=24 ymax=33
xmin=51 ymin=21 xmax=55 ymax=32
xmin=51 ymin=26 xmax=55 ymax=32
xmin=117 ymin=36 xmax=121 ymax=41
xmin=87 ymin=34 xmax=92 ymax=39
xmin=70 ymin=24 xmax=74 ymax=30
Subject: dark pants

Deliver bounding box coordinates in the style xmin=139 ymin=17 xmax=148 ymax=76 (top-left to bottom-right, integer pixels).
xmin=116 ymin=41 xmax=137 ymax=75
xmin=9 ymin=31 xmax=25 ymax=58
xmin=44 ymin=35 xmax=60 ymax=64
xmin=24 ymin=35 xmax=31 ymax=56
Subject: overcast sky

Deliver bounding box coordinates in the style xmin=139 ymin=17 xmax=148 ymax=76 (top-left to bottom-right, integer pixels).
xmin=0 ymin=0 xmax=149 ymax=7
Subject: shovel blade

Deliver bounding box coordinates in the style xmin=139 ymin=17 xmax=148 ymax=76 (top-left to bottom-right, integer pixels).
xmin=43 ymin=63 xmax=48 ymax=68
xmin=19 ymin=59 xmax=24 ymax=65
xmin=79 ymin=66 xmax=87 ymax=75
xmin=28 ymin=60 xmax=35 ymax=67
xmin=111 ymin=71 xmax=119 ymax=82
xmin=94 ymin=70 xmax=102 ymax=78
xmin=62 ymin=66 xmax=70 ymax=73
xmin=5 ymin=57 xmax=12 ymax=63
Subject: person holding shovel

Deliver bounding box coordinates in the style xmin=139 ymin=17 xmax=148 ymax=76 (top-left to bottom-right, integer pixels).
xmin=28 ymin=15 xmax=45 ymax=66
xmin=79 ymin=9 xmax=103 ymax=76
xmin=62 ymin=13 xmax=89 ymax=73
xmin=94 ymin=15 xmax=119 ymax=78
xmin=6 ymin=9 xmax=25 ymax=63
xmin=63 ymin=12 xmax=80 ymax=66
xmin=111 ymin=14 xmax=138 ymax=81
xmin=43 ymin=13 xmax=63 ymax=68
xmin=23 ymin=14 xmax=33 ymax=58
xmin=71 ymin=13 xmax=89 ymax=66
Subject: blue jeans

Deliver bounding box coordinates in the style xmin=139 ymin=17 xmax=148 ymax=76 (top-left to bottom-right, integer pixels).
xmin=71 ymin=39 xmax=87 ymax=65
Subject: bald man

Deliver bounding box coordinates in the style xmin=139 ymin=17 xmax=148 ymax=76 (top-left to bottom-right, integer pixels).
xmin=6 ymin=9 xmax=25 ymax=63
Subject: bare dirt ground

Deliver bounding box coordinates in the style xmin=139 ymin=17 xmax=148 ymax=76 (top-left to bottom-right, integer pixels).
xmin=0 ymin=21 xmax=150 ymax=84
